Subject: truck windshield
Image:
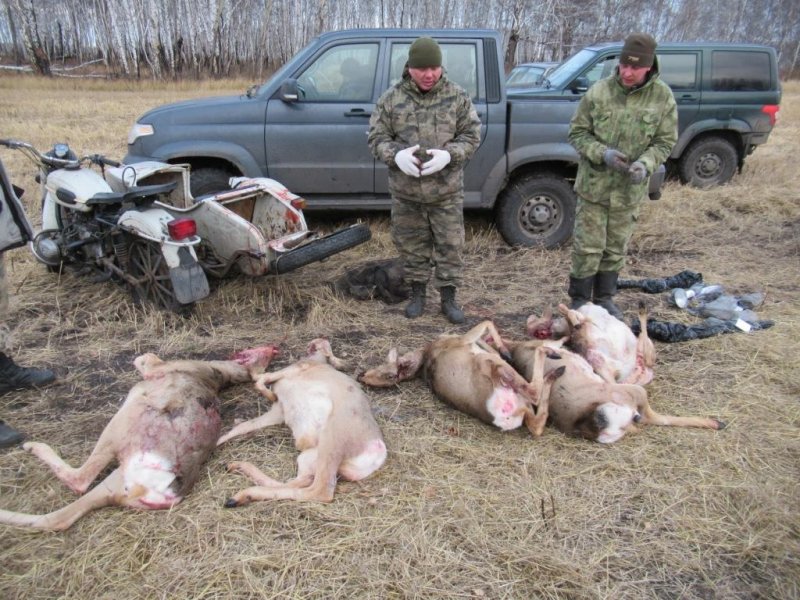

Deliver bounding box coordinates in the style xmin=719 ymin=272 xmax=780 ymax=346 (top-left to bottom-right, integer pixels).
xmin=544 ymin=49 xmax=598 ymax=88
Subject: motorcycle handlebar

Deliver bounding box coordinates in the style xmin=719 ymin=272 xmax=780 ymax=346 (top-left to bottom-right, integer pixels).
xmin=0 ymin=139 xmax=122 ymax=171
xmin=0 ymin=138 xmax=23 ymax=149
xmin=87 ymin=154 xmax=121 ymax=168
xmin=0 ymin=139 xmax=79 ymax=168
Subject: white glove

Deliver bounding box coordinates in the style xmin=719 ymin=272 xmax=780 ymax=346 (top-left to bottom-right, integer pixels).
xmin=394 ymin=145 xmax=421 ymax=178
xmin=420 ymin=149 xmax=451 ymax=176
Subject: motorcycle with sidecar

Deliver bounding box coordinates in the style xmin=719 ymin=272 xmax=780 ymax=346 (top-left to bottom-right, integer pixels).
xmin=103 ymin=161 xmax=371 ymax=279
xmin=0 ymin=139 xmax=210 ymax=313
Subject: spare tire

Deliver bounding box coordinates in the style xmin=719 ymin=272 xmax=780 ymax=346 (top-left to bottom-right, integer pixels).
xmin=274 ymin=223 xmax=372 ymax=274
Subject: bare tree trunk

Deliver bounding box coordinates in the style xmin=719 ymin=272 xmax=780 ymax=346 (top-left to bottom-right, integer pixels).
xmin=9 ymin=0 xmax=51 ymax=75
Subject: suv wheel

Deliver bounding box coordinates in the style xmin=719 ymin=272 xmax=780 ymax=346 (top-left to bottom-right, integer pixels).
xmin=190 ymin=166 xmax=237 ymax=197
xmin=679 ymin=137 xmax=738 ymax=188
xmin=495 ymin=174 xmax=576 ymax=248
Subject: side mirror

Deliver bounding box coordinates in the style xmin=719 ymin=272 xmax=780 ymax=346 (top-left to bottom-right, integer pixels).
xmin=570 ymin=77 xmax=590 ymax=94
xmin=279 ymin=79 xmax=300 ymax=102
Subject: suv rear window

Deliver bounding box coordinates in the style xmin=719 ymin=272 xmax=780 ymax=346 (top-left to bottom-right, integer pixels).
xmin=711 ymin=51 xmax=771 ymax=91
xmin=658 ymin=53 xmax=698 ymax=90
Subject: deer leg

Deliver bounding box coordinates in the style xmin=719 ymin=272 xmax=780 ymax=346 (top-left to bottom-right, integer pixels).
xmin=225 ymin=447 xmax=338 ymax=505
xmin=624 ymin=384 xmax=725 ymax=430
xmin=24 ymin=432 xmax=117 ymax=495
xmin=228 ymin=448 xmax=317 ymax=488
xmin=0 ymin=468 xmax=124 ymax=531
xmin=217 ymin=403 xmax=285 ymax=446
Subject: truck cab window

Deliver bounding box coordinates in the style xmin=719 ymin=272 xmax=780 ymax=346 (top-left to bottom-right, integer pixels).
xmin=297 ymin=43 xmax=378 ymax=101
xmin=388 ymin=42 xmax=478 ymax=100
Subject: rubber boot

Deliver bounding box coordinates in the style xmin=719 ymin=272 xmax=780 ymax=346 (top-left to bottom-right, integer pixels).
xmin=0 ymin=420 xmax=24 ymax=448
xmin=593 ymin=271 xmax=624 ymax=320
xmin=439 ymin=286 xmax=465 ymax=324
xmin=404 ymin=283 xmax=426 ymax=319
xmin=568 ymin=276 xmax=594 ymax=310
xmin=0 ymin=352 xmax=56 ymax=395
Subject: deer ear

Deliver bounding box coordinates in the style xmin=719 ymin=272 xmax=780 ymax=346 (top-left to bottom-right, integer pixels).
xmin=386 ymin=348 xmax=398 ymax=364
xmin=397 ymin=349 xmax=424 ymax=381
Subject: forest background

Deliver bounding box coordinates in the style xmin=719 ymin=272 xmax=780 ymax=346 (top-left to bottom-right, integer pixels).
xmin=1 ymin=0 xmax=799 ymax=80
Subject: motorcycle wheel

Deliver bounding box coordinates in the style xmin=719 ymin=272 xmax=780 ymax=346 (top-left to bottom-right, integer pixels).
xmin=127 ymin=239 xmax=194 ymax=315
xmin=273 ymin=223 xmax=371 ymax=274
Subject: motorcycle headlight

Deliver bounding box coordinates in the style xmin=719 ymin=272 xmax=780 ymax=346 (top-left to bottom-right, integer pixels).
xmin=127 ymin=123 xmax=154 ymax=145
xmin=53 ymin=143 xmax=71 ymax=158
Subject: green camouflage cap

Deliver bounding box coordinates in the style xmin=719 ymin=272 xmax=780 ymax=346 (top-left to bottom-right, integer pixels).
xmin=620 ymin=33 xmax=656 ymax=68
xmin=408 ymin=37 xmax=442 ymax=68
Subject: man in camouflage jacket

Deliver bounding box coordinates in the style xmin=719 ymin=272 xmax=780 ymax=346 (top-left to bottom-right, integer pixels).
xmin=368 ymin=37 xmax=481 ymax=324
xmin=568 ymin=32 xmax=678 ymax=319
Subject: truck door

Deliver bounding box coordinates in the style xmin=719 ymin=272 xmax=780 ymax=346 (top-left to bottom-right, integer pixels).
xmin=658 ymin=52 xmax=701 ymax=134
xmin=375 ymin=41 xmax=488 ymax=197
xmin=265 ymin=42 xmax=379 ymax=199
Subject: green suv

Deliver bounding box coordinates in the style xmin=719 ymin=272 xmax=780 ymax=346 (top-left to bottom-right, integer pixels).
xmin=512 ymin=42 xmax=782 ymax=187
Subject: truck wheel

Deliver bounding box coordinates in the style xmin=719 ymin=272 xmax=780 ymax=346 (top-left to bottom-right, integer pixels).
xmin=274 ymin=223 xmax=371 ymax=274
xmin=679 ymin=137 xmax=737 ymax=188
xmin=190 ymin=166 xmax=236 ymax=197
xmin=495 ymin=175 xmax=576 ymax=248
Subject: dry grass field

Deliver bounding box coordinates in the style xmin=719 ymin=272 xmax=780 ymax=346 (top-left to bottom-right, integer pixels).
xmin=0 ymin=74 xmax=798 ymax=600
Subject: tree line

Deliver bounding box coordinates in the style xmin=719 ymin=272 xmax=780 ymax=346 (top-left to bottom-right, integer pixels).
xmin=1 ymin=0 xmax=798 ymax=79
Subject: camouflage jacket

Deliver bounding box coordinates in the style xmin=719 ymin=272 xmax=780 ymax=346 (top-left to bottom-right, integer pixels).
xmin=569 ymin=60 xmax=678 ymax=203
xmin=368 ymin=70 xmax=481 ymax=203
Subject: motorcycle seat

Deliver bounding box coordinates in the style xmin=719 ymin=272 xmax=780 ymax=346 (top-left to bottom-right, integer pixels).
xmin=87 ymin=181 xmax=178 ymax=206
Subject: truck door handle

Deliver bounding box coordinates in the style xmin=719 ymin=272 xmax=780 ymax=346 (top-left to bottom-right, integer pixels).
xmin=345 ymin=109 xmax=371 ymax=117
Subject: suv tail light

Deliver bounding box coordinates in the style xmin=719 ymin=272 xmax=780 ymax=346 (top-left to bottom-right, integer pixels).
xmin=761 ymin=105 xmax=779 ymax=126
xmin=168 ymin=218 xmax=197 ymax=240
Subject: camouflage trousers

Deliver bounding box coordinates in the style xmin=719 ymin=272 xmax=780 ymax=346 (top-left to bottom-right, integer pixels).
xmin=391 ymin=195 xmax=465 ymax=289
xmin=570 ymin=191 xmax=641 ymax=279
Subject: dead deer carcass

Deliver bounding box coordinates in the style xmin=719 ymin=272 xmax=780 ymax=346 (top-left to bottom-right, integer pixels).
xmin=358 ymin=321 xmax=564 ymax=436
xmin=219 ymin=338 xmax=387 ymax=505
xmin=528 ymin=302 xmax=656 ymax=385
xmin=0 ymin=346 xmax=278 ymax=531
xmin=508 ymin=337 xmax=724 ymax=443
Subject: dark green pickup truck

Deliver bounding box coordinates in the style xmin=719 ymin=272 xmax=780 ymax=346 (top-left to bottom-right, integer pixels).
xmin=125 ymin=30 xmax=781 ymax=248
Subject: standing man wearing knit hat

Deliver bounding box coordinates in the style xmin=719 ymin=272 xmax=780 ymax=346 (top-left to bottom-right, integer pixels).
xmin=567 ymin=32 xmax=678 ymax=319
xmin=368 ymin=37 xmax=481 ymax=324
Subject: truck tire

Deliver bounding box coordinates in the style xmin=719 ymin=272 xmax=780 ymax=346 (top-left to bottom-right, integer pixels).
xmin=495 ymin=174 xmax=576 ymax=248
xmin=274 ymin=223 xmax=371 ymax=274
xmin=678 ymin=136 xmax=738 ymax=188
xmin=190 ymin=166 xmax=236 ymax=197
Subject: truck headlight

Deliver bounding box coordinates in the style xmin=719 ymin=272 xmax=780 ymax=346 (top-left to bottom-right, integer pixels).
xmin=127 ymin=123 xmax=154 ymax=145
